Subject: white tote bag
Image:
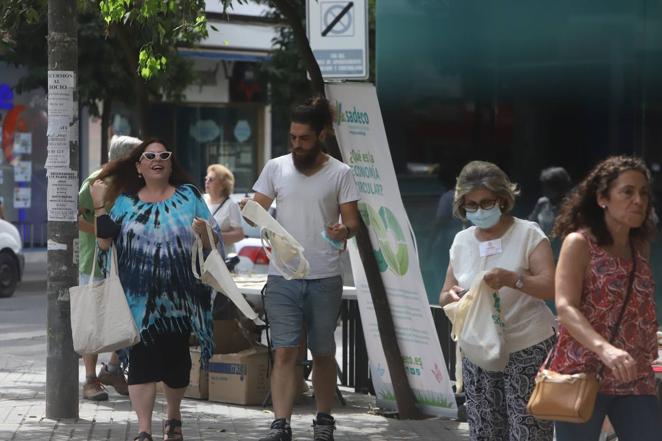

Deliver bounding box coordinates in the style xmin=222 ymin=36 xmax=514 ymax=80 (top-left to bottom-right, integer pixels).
xmin=456 ymin=272 xmax=508 ymax=372
xmin=69 ymin=245 xmax=140 ymax=355
xmin=241 ymin=200 xmax=309 ymax=280
xmin=192 ymin=223 xmax=264 ymax=325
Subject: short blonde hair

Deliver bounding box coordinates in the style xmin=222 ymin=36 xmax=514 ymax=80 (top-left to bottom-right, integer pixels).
xmin=207 ymin=164 xmax=235 ymax=197
xmin=452 ymin=161 xmax=520 ymax=220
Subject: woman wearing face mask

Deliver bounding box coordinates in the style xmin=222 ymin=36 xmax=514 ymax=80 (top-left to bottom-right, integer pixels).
xmin=439 ymin=160 xmax=556 ymax=441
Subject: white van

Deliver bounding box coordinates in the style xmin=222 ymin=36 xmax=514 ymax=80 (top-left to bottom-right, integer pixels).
xmin=0 ymin=218 xmax=24 ymax=297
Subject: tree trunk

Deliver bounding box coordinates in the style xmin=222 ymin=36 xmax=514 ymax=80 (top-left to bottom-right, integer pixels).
xmin=272 ymin=0 xmax=325 ymax=97
xmin=355 ymin=219 xmax=423 ymax=419
xmin=273 ymin=0 xmax=422 ymax=419
xmin=100 ymin=99 xmax=111 ymax=163
xmin=46 ymin=0 xmax=79 ymax=419
xmin=109 ymin=23 xmax=149 ymax=136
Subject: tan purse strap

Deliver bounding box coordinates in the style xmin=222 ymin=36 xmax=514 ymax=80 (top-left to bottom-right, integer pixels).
xmin=595 ymin=241 xmax=637 ymax=377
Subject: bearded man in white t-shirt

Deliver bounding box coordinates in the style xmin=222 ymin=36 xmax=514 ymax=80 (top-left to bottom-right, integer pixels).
xmin=248 ymin=97 xmax=360 ymax=441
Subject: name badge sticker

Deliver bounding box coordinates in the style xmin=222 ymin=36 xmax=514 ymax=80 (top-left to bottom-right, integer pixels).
xmin=479 ymin=239 xmax=503 ymax=257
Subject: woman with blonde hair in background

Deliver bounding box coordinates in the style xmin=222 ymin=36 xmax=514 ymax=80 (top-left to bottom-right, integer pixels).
xmin=550 ymin=156 xmax=661 ymax=441
xmin=203 ymin=164 xmax=244 ymax=254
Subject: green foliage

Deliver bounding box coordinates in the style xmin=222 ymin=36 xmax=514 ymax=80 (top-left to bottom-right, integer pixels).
xmin=0 ymin=0 xmax=226 ymax=121
xmin=0 ymin=0 xmax=48 ymax=93
xmin=98 ymin=0 xmax=239 ymax=80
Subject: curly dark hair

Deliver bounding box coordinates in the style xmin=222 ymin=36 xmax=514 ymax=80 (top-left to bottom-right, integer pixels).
xmin=97 ymin=138 xmax=193 ymax=205
xmin=552 ymin=155 xmax=656 ymax=245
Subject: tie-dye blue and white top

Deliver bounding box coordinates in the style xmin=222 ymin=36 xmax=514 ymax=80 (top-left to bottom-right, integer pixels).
xmin=108 ymin=184 xmax=222 ymax=365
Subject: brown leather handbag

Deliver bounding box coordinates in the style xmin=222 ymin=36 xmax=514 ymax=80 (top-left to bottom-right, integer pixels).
xmin=527 ymin=365 xmax=600 ymax=423
xmin=527 ymin=246 xmax=636 ymax=423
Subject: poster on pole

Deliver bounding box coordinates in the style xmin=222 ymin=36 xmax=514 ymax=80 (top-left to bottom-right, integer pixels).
xmin=46 ymin=71 xmax=74 ymax=169
xmin=326 ymin=83 xmax=457 ymax=417
xmin=46 ymin=169 xmax=78 ymax=222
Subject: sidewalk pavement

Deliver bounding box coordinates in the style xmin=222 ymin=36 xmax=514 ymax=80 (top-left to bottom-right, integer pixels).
xmin=0 ymin=354 xmax=469 ymax=441
xmin=2 ymin=253 xmax=469 ymax=440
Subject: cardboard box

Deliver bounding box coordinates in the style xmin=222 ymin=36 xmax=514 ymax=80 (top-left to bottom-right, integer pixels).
xmin=185 ymin=347 xmax=208 ymax=400
xmin=208 ymin=345 xmax=270 ymax=405
xmin=213 ymin=320 xmax=253 ymax=354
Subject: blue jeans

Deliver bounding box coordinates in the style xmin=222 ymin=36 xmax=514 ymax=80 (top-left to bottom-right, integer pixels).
xmin=555 ymin=394 xmax=662 ymax=441
xmin=264 ymin=275 xmax=343 ymax=356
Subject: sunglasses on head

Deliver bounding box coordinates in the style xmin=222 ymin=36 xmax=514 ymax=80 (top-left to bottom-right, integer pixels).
xmin=140 ymin=151 xmax=172 ymax=161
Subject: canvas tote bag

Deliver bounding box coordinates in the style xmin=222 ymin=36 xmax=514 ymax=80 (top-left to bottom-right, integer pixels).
xmin=69 ymin=245 xmax=140 ymax=354
xmin=241 ymin=200 xmax=309 ymax=280
xmin=192 ymin=222 xmax=264 ymax=325
xmin=453 ymin=272 xmax=509 ymax=372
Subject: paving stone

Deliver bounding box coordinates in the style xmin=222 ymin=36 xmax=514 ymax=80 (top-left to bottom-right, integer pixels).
xmin=0 ymin=362 xmax=469 ymax=441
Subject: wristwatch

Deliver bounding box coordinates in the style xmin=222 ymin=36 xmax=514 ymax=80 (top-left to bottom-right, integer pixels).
xmin=514 ymin=274 xmax=525 ymax=290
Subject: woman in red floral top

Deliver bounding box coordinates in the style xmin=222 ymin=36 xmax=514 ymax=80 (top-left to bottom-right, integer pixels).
xmin=551 ymin=156 xmax=661 ymax=440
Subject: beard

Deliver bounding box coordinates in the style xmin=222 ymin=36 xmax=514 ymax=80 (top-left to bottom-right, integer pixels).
xmin=292 ymin=140 xmax=323 ymax=172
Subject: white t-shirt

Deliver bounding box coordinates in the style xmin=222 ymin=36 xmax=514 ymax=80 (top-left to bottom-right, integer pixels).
xmin=203 ymin=194 xmax=243 ymax=254
xmin=450 ymin=217 xmax=555 ymax=353
xmin=253 ymin=153 xmax=360 ymax=279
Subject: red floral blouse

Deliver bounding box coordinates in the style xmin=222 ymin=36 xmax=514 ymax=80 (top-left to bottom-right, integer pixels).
xmin=549 ymin=231 xmax=658 ymax=395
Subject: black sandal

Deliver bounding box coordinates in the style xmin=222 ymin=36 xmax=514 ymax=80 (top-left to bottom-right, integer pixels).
xmin=164 ymin=418 xmax=184 ymax=441
xmin=134 ymin=432 xmax=153 ymax=441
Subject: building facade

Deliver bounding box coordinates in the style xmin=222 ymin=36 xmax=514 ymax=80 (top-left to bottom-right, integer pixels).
xmin=376 ymin=1 xmax=662 ymax=318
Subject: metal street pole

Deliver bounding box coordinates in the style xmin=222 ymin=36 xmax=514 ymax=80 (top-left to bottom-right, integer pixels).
xmin=46 ymin=0 xmax=79 ymax=419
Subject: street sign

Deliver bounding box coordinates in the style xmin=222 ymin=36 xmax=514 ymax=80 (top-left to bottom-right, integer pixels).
xmin=306 ymin=0 xmax=368 ymax=80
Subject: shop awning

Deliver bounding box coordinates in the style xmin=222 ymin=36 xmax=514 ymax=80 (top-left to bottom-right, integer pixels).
xmin=178 ymin=49 xmax=271 ymax=63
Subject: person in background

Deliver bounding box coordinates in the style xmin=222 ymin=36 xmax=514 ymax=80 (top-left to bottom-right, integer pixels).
xmin=246 ymin=96 xmax=360 ymax=441
xmin=203 ymin=164 xmax=244 ymax=254
xmin=77 ymin=135 xmax=141 ymax=401
xmin=90 ymin=139 xmax=222 ymax=441
xmin=439 ymin=160 xmax=556 ymax=441
xmin=551 ymin=156 xmax=661 ymax=441
xmin=528 ymin=166 xmax=572 ymax=236
xmin=0 ymin=199 xmax=4 ymax=220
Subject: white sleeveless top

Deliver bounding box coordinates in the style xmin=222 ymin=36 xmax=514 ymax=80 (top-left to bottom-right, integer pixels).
xmin=449 ymin=217 xmax=555 ymax=354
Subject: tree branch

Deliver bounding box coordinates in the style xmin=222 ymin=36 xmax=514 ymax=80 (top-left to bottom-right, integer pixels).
xmin=271 ymin=0 xmax=325 ymax=97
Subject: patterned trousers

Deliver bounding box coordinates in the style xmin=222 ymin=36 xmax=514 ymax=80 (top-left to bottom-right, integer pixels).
xmin=462 ymin=336 xmax=555 ymax=441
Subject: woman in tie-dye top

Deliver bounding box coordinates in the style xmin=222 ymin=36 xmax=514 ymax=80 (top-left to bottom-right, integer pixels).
xmin=91 ymin=139 xmax=222 ymax=441
xmin=551 ymin=156 xmax=661 ymax=441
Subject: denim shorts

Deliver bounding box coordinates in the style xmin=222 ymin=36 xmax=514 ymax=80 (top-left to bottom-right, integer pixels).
xmin=264 ymin=275 xmax=343 ymax=356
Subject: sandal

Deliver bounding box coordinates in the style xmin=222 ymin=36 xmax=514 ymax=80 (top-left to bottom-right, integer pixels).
xmin=133 ymin=432 xmax=153 ymax=441
xmin=164 ymin=418 xmax=184 ymax=441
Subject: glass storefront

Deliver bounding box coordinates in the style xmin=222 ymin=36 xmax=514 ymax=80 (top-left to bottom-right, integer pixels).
xmin=377 ymin=1 xmax=662 ymax=318
xmin=149 ymin=103 xmax=265 ymax=194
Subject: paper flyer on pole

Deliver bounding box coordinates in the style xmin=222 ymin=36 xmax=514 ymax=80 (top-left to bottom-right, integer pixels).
xmin=326 ymin=83 xmax=457 ymax=417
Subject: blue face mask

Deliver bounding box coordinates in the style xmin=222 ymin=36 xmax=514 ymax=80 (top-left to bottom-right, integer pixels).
xmin=466 ymin=205 xmax=502 ymax=229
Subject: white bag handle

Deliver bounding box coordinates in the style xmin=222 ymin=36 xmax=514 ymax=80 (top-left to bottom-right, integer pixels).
xmin=89 ymin=243 xmax=119 ymax=285
xmin=191 ymin=222 xmax=264 ymax=325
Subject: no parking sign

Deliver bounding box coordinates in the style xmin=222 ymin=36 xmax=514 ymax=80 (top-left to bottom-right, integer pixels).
xmin=306 ymin=0 xmax=369 ymax=80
